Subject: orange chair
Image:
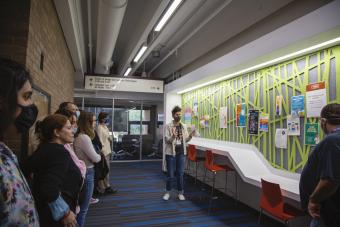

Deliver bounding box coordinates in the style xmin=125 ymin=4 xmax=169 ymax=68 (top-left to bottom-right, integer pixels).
xmin=203 ymin=150 xmax=237 ymax=213
xmin=186 ymin=144 xmax=205 ymax=184
xmin=257 ymin=179 xmax=304 ymax=227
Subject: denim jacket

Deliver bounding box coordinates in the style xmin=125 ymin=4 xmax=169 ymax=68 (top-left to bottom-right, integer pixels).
xmin=0 ymin=142 xmax=39 ymax=226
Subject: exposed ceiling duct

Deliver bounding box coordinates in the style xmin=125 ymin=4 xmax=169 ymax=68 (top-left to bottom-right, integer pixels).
xmin=95 ymin=0 xmax=127 ymax=74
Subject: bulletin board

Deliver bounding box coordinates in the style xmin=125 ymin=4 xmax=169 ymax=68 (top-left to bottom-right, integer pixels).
xmin=182 ymin=45 xmax=340 ymax=173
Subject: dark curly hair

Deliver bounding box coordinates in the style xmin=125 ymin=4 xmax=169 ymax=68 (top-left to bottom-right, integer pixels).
xmin=0 ymin=58 xmax=32 ymax=139
xmin=321 ymin=103 xmax=340 ymax=125
xmin=172 ymin=106 xmax=182 ymax=115
xmin=98 ymin=112 xmax=108 ymax=123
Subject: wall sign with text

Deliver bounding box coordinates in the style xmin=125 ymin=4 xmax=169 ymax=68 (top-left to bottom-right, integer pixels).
xmin=85 ymin=75 xmax=164 ymax=93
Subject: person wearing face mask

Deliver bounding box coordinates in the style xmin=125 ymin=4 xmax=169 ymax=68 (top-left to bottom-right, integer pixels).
xmin=0 ymin=58 xmax=39 ymax=226
xmin=163 ymin=106 xmax=196 ymax=201
xmin=58 ymin=102 xmax=80 ymax=118
xmin=300 ymin=103 xmax=340 ymax=227
xmin=96 ymin=112 xmax=117 ymax=194
xmin=24 ymin=114 xmax=82 ymax=227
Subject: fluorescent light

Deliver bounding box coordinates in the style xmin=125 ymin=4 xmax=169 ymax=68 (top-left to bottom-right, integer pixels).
xmin=177 ymin=37 xmax=340 ymax=94
xmin=133 ymin=45 xmax=148 ymax=63
xmin=123 ymin=67 xmax=131 ymax=77
xmin=154 ymin=0 xmax=183 ymax=32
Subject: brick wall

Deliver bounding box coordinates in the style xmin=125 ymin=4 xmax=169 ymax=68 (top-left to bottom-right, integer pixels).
xmin=26 ymin=0 xmax=75 ymax=112
xmin=0 ymin=0 xmax=75 ymax=158
xmin=0 ymin=0 xmax=30 ymax=64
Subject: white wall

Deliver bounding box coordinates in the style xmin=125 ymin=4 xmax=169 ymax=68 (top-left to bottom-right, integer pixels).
xmin=164 ymin=93 xmax=181 ymax=124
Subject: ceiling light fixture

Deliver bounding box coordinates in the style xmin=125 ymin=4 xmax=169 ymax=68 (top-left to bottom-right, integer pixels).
xmin=133 ymin=45 xmax=148 ymax=63
xmin=123 ymin=67 xmax=132 ymax=77
xmin=177 ymin=36 xmax=340 ymax=94
xmin=154 ymin=0 xmax=183 ymax=32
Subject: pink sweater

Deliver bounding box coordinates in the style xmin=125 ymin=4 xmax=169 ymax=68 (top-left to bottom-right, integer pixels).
xmin=64 ymin=143 xmax=86 ymax=178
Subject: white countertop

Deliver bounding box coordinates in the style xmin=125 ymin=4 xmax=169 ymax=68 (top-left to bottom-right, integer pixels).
xmin=188 ymin=137 xmax=301 ymax=201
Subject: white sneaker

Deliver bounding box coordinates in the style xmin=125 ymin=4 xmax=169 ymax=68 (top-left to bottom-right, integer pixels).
xmin=178 ymin=194 xmax=185 ymax=201
xmin=163 ymin=192 xmax=170 ymax=201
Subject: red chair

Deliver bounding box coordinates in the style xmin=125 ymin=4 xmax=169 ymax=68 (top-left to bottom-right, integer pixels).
xmin=203 ymin=150 xmax=237 ymax=213
xmin=186 ymin=144 xmax=205 ymax=184
xmin=257 ymin=179 xmax=304 ymax=227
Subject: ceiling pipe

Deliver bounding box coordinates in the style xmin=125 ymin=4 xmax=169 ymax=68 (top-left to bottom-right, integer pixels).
xmin=119 ymin=0 xmax=204 ymax=77
xmin=149 ymin=0 xmax=233 ymax=75
xmin=95 ymin=0 xmax=127 ymax=74
xmin=87 ymin=0 xmax=93 ymax=73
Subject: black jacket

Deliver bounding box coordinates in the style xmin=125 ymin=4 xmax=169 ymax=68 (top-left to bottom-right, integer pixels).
xmin=24 ymin=143 xmax=83 ymax=226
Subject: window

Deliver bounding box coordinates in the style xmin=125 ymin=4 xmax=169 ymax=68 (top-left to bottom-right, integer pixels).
xmin=130 ymin=124 xmax=148 ymax=135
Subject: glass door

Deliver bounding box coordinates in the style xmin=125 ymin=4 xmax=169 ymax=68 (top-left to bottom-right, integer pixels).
xmin=73 ymin=97 xmax=163 ymax=161
xmin=113 ymin=100 xmax=141 ymax=161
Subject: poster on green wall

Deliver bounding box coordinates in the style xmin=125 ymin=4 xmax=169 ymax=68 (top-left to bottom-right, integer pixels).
xmin=291 ymin=95 xmax=305 ymax=117
xmin=193 ymin=99 xmax=198 ymax=117
xmin=184 ymin=107 xmax=192 ymax=124
xmin=276 ymin=96 xmax=283 ymax=116
xmin=236 ymin=103 xmax=246 ymax=127
xmin=259 ymin=112 xmax=269 ymax=132
xmin=248 ymin=110 xmax=259 ymax=135
xmin=305 ymin=123 xmax=320 ymax=145
xmin=219 ymin=107 xmax=228 ymax=128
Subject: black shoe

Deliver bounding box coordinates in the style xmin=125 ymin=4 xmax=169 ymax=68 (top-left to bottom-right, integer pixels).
xmin=105 ymin=187 xmax=117 ymax=194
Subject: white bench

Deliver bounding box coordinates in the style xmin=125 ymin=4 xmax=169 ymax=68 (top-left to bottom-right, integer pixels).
xmin=188 ymin=137 xmax=301 ymax=202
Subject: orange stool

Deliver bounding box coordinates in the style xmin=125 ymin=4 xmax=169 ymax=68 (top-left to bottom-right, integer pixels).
xmin=257 ymin=179 xmax=304 ymax=227
xmin=186 ymin=144 xmax=205 ymax=185
xmin=203 ymin=150 xmax=237 ymax=213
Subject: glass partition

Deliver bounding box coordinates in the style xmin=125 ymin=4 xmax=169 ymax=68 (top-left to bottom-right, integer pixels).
xmin=74 ymin=97 xmax=163 ymax=161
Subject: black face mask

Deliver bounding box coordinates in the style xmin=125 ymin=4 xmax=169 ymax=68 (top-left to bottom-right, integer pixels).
xmin=174 ymin=116 xmax=181 ymax=122
xmin=15 ymin=104 xmax=38 ymax=133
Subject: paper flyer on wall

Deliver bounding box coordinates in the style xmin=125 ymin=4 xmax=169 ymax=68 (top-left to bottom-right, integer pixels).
xmin=184 ymin=112 xmax=192 ymax=124
xmin=291 ymin=95 xmax=305 ymax=117
xmin=287 ymin=115 xmax=300 ymax=136
xmin=200 ymin=115 xmax=209 ymax=128
xmin=192 ymin=99 xmax=198 ymax=117
xmin=306 ymin=82 xmax=327 ymax=118
xmin=259 ymin=112 xmax=269 ymax=132
xmin=219 ymin=106 xmax=228 ymax=128
xmin=236 ymin=103 xmax=246 ymax=127
xmin=276 ymin=96 xmax=283 ymax=116
xmin=248 ymin=110 xmax=259 ymax=135
xmin=275 ymin=129 xmax=288 ymax=149
xmin=184 ymin=107 xmax=192 ymax=124
xmin=305 ymin=123 xmax=320 ymax=145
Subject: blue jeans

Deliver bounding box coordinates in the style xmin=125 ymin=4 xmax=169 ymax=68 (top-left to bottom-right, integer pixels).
xmin=310 ymin=218 xmax=326 ymax=227
xmin=77 ymin=167 xmax=94 ymax=227
xmin=165 ymin=154 xmax=185 ymax=193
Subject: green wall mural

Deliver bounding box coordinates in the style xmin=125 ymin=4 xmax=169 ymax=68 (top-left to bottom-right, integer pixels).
xmin=182 ymin=45 xmax=340 ymax=173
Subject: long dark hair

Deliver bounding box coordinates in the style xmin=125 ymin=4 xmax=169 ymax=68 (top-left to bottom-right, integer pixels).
xmin=0 ymin=58 xmax=32 ymax=139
